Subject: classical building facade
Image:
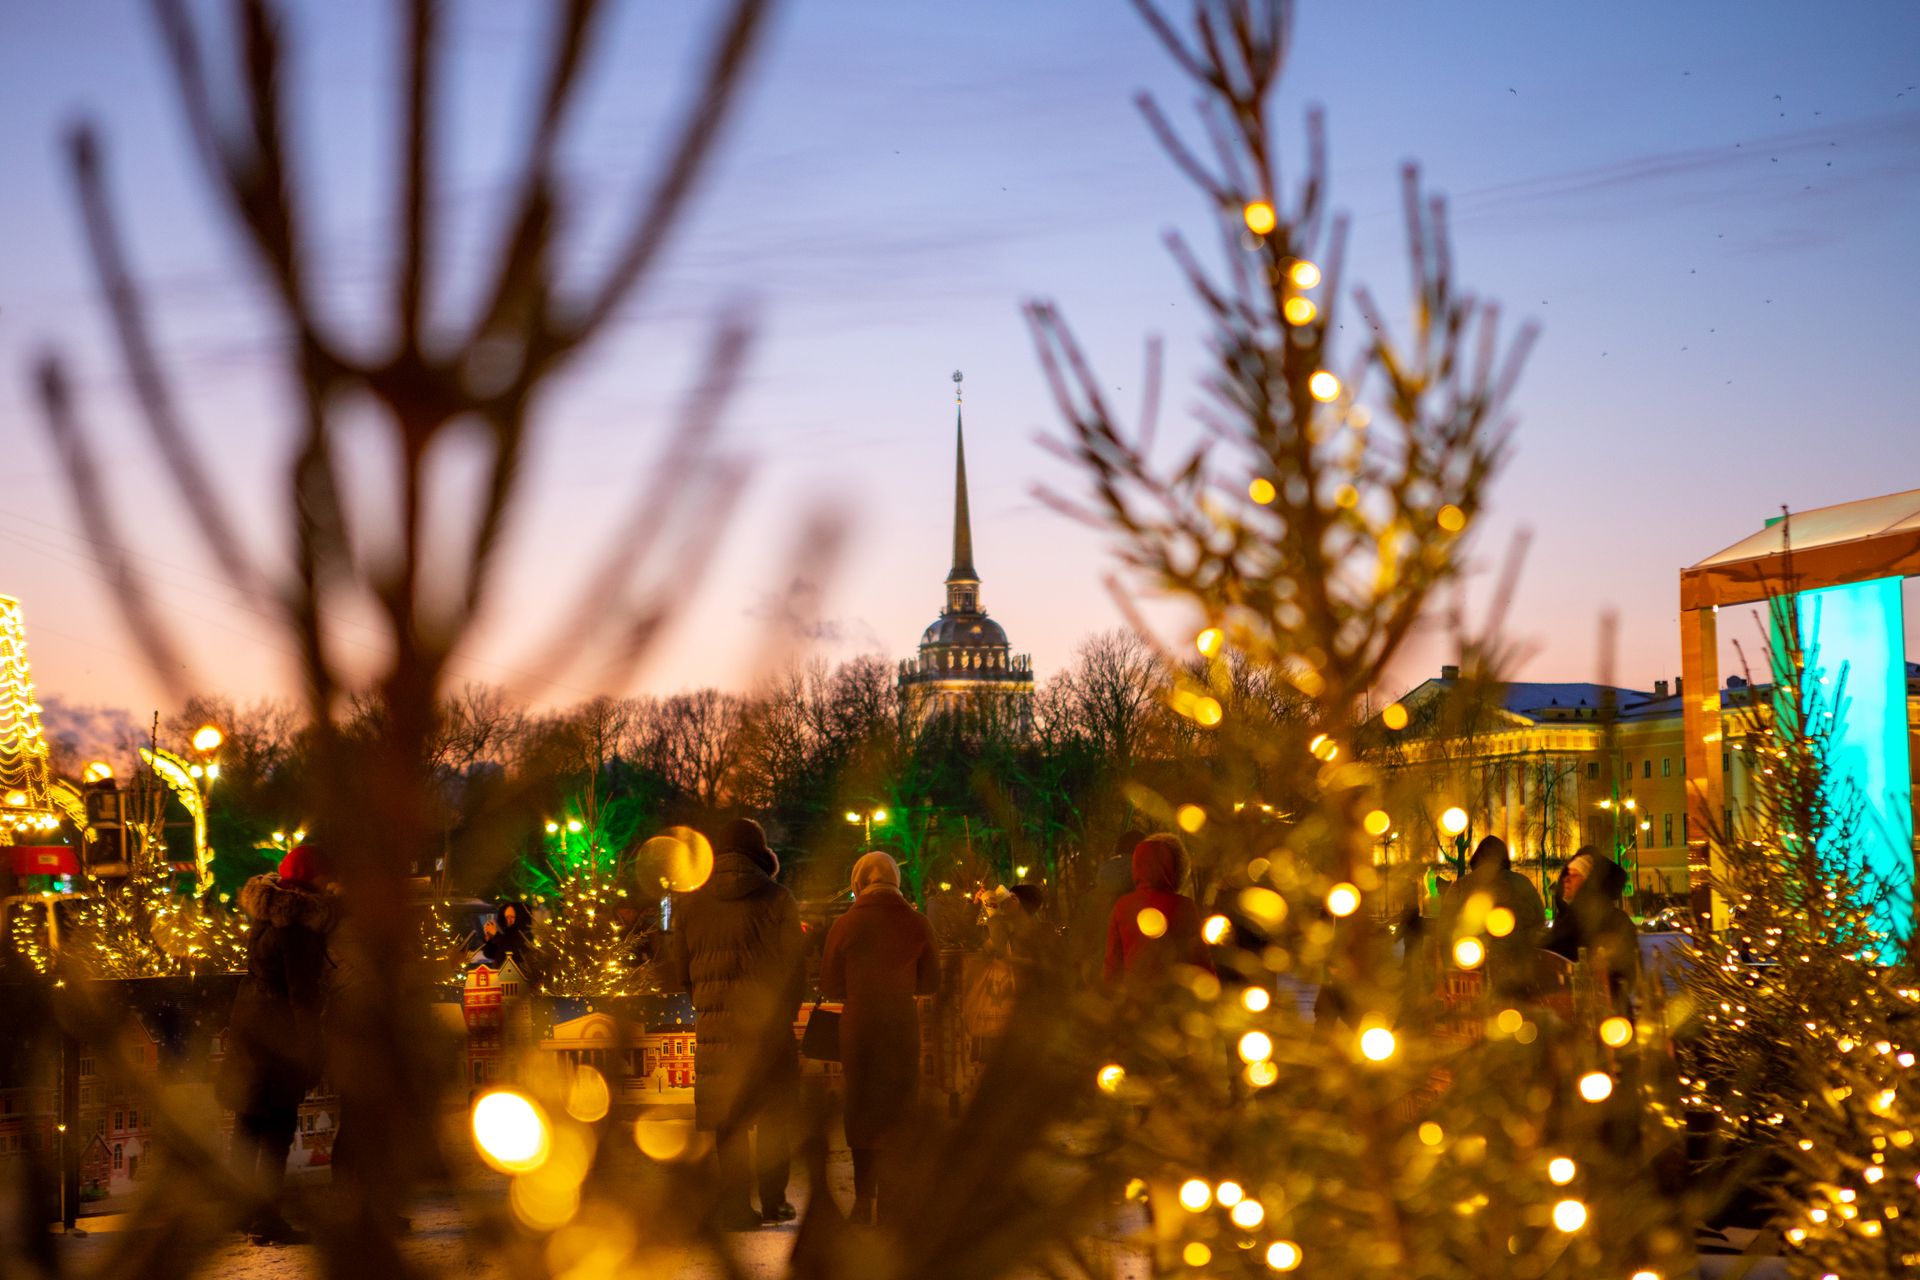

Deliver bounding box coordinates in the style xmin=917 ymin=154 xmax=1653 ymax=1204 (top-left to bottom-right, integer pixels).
xmin=898 ymin=375 xmax=1034 ymax=721
xmin=1378 ymin=663 xmax=1920 ymax=908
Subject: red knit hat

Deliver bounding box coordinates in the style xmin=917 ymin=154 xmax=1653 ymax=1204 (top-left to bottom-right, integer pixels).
xmin=277 ymin=843 xmax=331 ymax=886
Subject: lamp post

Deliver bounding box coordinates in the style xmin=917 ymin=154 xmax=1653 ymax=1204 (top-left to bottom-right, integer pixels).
xmin=1439 ymin=805 xmax=1470 ymax=874
xmin=844 ymin=807 xmax=889 ymax=845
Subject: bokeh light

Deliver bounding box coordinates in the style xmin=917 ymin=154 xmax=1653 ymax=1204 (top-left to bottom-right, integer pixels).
xmin=1178 ymin=1178 xmax=1212 ymax=1211
xmin=1249 ymin=477 xmax=1277 ymax=504
xmin=1238 ymin=1030 xmax=1274 ymax=1064
xmin=1266 ymin=1240 xmax=1303 ymax=1271
xmin=1548 ymin=1156 xmax=1577 ymax=1185
xmin=1326 ymin=883 xmax=1360 ymax=917
xmin=1308 ymin=371 xmax=1340 ymax=402
xmin=472 ymin=1090 xmax=551 ymax=1174
xmin=1229 ymin=1198 xmax=1265 ymax=1228
xmin=1452 ymin=937 xmax=1485 ymax=969
xmin=1599 ymin=1016 xmax=1634 ymax=1047
xmin=1578 ymin=1072 xmax=1614 ymax=1102
xmin=1243 ymin=201 xmax=1277 ymax=235
xmin=1203 ymin=914 xmax=1232 ymax=945
xmin=1381 ymin=702 xmax=1409 ymax=731
xmin=1214 ymin=1180 xmax=1244 ymax=1207
xmin=1552 ymin=1198 xmax=1588 ymax=1232
xmin=1242 ymin=986 xmax=1271 ymax=1012
xmin=1283 ymin=296 xmax=1316 ymax=325
xmin=1486 ymin=907 xmax=1516 ymax=937
xmin=1137 ymin=907 xmax=1168 ymax=938
xmin=1097 ymin=1064 xmax=1126 ymax=1093
xmin=1359 ymin=1027 xmax=1397 ymax=1061
xmin=1288 ymin=260 xmax=1320 ymax=288
xmin=566 ymin=1065 xmax=611 ymax=1123
xmin=1363 ymin=808 xmax=1391 ymax=836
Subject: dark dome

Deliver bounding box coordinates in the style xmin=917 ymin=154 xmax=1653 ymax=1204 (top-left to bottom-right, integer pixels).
xmin=920 ymin=613 xmax=1009 ymax=648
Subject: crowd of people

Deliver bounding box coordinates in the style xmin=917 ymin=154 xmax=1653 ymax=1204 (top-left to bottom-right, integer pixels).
xmin=216 ymin=821 xmax=1647 ymax=1241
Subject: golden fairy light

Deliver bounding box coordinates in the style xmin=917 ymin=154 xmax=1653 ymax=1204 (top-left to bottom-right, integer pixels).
xmin=1548 ymin=1156 xmax=1577 ymax=1185
xmin=1182 ymin=1242 xmax=1212 ymax=1267
xmin=1453 ymin=937 xmax=1486 ymax=969
xmin=1437 ymin=503 xmax=1467 ymax=533
xmin=1243 ymin=200 xmax=1277 ymax=235
xmin=1363 ymin=808 xmax=1391 ymax=836
xmin=1578 ymin=1072 xmax=1614 ymax=1103
xmin=1176 ymin=803 xmax=1207 ymax=833
xmin=1439 ymin=806 xmax=1469 ymax=836
xmin=1381 ymin=701 xmax=1409 ymax=731
xmin=1178 ymin=1178 xmax=1212 ymax=1211
xmin=1486 ymin=907 xmax=1516 ymax=937
xmin=1214 ymin=1180 xmax=1244 ymax=1207
xmin=1136 ymin=907 xmax=1168 ymax=938
xmin=1195 ymin=626 xmax=1224 ymax=657
xmin=1359 ymin=1027 xmax=1397 ymax=1062
xmin=1242 ymin=986 xmax=1271 ymax=1012
xmin=1249 ymin=476 xmax=1277 ymax=504
xmin=1238 ymin=1031 xmax=1274 ymax=1064
xmin=1326 ymin=883 xmax=1360 ymax=917
xmin=1283 ymin=296 xmax=1316 ymax=325
xmin=1599 ymin=1016 xmax=1634 ymax=1048
xmin=1229 ymin=1198 xmax=1265 ymax=1228
xmin=1288 ymin=259 xmax=1320 ymax=289
xmin=1265 ymin=1240 xmax=1303 ymax=1271
xmin=1202 ymin=913 xmax=1232 ymax=945
xmin=1097 ymin=1064 xmax=1126 ymax=1093
xmin=1308 ymin=371 xmax=1341 ymax=402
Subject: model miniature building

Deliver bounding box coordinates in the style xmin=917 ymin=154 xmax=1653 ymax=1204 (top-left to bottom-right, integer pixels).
xmin=542 ymin=1011 xmax=696 ymax=1098
xmin=898 ymin=374 xmax=1035 ymax=721
xmin=463 ymin=957 xmax=535 ymax=1090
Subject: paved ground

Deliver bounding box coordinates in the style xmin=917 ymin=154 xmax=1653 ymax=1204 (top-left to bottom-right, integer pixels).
xmin=54 ymin=1142 xmax=1153 ymax=1279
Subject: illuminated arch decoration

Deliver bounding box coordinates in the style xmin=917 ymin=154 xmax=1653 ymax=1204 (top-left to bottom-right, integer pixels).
xmin=0 ymin=596 xmax=63 ymax=838
xmin=138 ymin=747 xmax=212 ymax=892
xmin=1680 ymin=490 xmax=1920 ymax=939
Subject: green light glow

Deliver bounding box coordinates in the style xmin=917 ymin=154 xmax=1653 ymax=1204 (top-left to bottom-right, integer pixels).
xmin=1782 ymin=577 xmax=1915 ymax=943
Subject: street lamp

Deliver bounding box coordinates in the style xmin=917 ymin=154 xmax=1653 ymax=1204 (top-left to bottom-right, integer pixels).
xmin=1439 ymin=806 xmax=1470 ymax=872
xmin=844 ymin=807 xmax=889 ymax=844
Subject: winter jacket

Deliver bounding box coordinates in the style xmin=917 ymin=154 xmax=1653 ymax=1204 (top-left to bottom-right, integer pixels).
xmin=1441 ymin=866 xmax=1547 ymax=994
xmin=477 ymin=901 xmax=535 ymax=970
xmin=222 ymin=874 xmax=335 ymax=1115
xmin=660 ymin=852 xmax=805 ymax=1132
xmin=1545 ymin=889 xmax=1640 ymax=999
xmin=820 ymin=887 xmax=938 ymax=1149
xmin=1104 ymin=840 xmax=1214 ymax=983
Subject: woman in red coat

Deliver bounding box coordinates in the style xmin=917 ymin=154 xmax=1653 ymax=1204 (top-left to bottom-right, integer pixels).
xmin=820 ymin=851 xmax=937 ymax=1225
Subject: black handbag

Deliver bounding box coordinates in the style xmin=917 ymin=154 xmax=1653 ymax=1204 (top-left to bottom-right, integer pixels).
xmin=800 ymin=1001 xmax=841 ymax=1062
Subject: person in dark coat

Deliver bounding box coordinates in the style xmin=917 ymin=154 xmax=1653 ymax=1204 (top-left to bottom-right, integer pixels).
xmin=661 ymin=818 xmax=804 ymax=1229
xmin=1104 ymin=835 xmax=1214 ymax=984
xmin=475 ymin=899 xmax=534 ymax=968
xmin=1440 ymin=836 xmax=1546 ymax=995
xmin=222 ymin=844 xmax=335 ymax=1245
xmin=820 ymin=850 xmax=938 ymax=1226
xmin=1545 ymin=847 xmax=1640 ymax=1000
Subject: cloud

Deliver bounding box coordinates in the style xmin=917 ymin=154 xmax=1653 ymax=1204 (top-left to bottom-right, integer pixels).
xmin=37 ymin=695 xmax=144 ymax=771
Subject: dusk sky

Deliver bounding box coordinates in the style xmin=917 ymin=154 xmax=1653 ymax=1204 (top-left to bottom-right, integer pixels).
xmin=4 ymin=0 xmax=1917 ymax=728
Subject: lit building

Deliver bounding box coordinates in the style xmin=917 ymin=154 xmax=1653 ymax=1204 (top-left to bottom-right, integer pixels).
xmin=1379 ymin=662 xmax=1920 ymax=908
xmin=898 ymin=373 xmax=1034 ymax=721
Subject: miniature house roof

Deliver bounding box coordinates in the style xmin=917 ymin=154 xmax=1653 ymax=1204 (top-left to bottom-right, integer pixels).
xmin=1681 ymin=487 xmax=1920 ymax=610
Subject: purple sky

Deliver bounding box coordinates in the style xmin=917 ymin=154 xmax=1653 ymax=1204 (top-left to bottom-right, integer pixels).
xmin=4 ymin=0 xmax=1918 ymax=724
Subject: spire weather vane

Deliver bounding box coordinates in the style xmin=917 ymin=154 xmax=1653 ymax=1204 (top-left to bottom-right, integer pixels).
xmin=952 ymin=368 xmax=963 ymax=404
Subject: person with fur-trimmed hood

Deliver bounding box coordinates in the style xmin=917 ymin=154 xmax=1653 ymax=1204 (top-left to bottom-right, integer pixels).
xmin=220 ymin=844 xmax=336 ymax=1245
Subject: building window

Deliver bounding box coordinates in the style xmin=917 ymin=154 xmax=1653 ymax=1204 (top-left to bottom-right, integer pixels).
xmin=1663 ymin=813 xmax=1673 ymax=847
xmin=127 ymin=1108 xmax=137 ymax=1130
xmin=113 ymin=1110 xmax=123 ymax=1132
xmin=1586 ymin=762 xmax=1599 ymax=780
xmin=1683 ymin=813 xmax=1689 ymax=843
xmin=1642 ymin=760 xmax=1652 ymax=779
xmin=78 ymin=1057 xmax=95 ymax=1078
xmin=1661 ymin=757 xmax=1671 ymax=778
xmin=112 ymin=1145 xmax=123 ymax=1171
